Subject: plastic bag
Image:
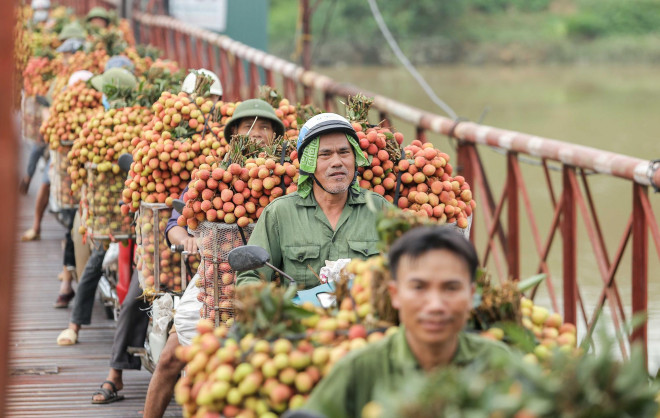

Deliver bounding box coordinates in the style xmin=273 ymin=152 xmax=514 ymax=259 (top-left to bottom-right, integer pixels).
xmin=174 ymin=275 xmax=202 ymax=346
xmin=319 ymin=258 xmax=352 ymax=284
xmin=102 ymin=243 xmax=119 ymax=270
xmin=149 ymin=293 xmax=174 ymax=363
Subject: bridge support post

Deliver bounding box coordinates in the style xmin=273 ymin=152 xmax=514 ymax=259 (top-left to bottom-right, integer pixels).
xmin=562 ymin=166 xmax=577 ymax=325
xmin=506 ymin=152 xmax=519 ymax=280
xmin=631 ymin=183 xmax=648 ymax=365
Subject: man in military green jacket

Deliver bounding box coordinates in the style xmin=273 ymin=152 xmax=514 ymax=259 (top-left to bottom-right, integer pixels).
xmin=301 ymin=226 xmax=510 ymax=418
xmin=237 ymin=113 xmax=390 ymax=289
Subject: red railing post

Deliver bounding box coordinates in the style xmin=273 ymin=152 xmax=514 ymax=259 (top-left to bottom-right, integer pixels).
xmin=249 ymin=63 xmax=260 ymax=99
xmin=185 ymin=34 xmax=195 ymax=69
xmin=264 ymin=69 xmax=275 ymax=89
xmin=233 ymin=57 xmax=246 ymax=100
xmin=284 ymin=77 xmax=297 ymax=103
xmin=323 ymin=93 xmax=334 ymax=113
xmin=416 ymin=127 xmax=426 ymax=143
xmin=506 ymin=153 xmax=520 ymax=280
xmin=218 ymin=47 xmax=233 ymax=100
xmin=562 ymin=166 xmax=577 ymax=325
xmin=631 ymin=183 xmax=648 ymax=361
xmin=379 ymin=111 xmax=391 ymax=128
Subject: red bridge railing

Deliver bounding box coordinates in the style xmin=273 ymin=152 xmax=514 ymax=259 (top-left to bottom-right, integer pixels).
xmin=57 ymin=2 xmax=660 ymax=366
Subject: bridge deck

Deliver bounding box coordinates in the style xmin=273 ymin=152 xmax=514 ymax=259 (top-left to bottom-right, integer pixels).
xmin=7 ymin=178 xmax=181 ymax=417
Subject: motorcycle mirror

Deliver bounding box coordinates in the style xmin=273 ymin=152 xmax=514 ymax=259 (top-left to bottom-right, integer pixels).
xmin=172 ymin=199 xmax=185 ymax=214
xmin=228 ymin=245 xmax=270 ymax=272
xmin=117 ymin=153 xmax=134 ymax=173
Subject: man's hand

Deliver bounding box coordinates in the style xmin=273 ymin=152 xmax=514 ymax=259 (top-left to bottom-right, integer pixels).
xmin=168 ymin=226 xmax=197 ymax=253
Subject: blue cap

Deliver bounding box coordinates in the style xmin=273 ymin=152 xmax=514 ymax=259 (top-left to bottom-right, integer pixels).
xmin=104 ymin=56 xmax=135 ymax=73
xmin=56 ymin=38 xmax=84 ymax=54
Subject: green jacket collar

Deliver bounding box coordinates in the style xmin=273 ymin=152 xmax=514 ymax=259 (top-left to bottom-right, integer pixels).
xmin=392 ymin=327 xmax=477 ymax=371
xmin=294 ymin=189 xmax=367 ymax=208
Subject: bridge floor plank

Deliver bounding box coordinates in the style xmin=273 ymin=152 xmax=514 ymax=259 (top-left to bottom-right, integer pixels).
xmin=7 ymin=175 xmax=182 ymax=417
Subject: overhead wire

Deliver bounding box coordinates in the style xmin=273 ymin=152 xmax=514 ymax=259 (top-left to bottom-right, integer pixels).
xmin=365 ymin=0 xmax=458 ymax=121
xmin=364 ymin=0 xmax=590 ymax=175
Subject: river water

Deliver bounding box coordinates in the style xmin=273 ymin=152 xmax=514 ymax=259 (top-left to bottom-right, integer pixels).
xmin=320 ymin=65 xmax=660 ymax=372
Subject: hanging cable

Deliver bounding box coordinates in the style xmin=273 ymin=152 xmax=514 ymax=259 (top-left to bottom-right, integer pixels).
xmin=365 ymin=0 xmax=458 ymax=121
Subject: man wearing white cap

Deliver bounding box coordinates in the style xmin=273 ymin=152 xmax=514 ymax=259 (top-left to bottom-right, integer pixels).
xmin=31 ymin=0 xmax=51 ymax=24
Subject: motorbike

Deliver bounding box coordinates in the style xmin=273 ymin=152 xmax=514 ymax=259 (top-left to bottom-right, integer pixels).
xmin=96 ymin=153 xmax=136 ymax=320
xmin=127 ymin=243 xmax=192 ymax=373
xmin=228 ymin=245 xmax=337 ymax=308
xmin=127 ymin=197 xmax=193 ymax=373
xmin=97 ymin=240 xmax=134 ymax=320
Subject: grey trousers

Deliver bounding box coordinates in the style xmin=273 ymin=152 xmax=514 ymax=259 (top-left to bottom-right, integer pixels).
xmin=70 ymin=247 xmax=106 ymax=326
xmin=109 ymin=269 xmax=150 ymax=370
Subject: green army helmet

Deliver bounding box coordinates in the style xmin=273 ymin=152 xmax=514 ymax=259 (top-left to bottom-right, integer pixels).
xmin=58 ymin=21 xmax=86 ymax=41
xmin=86 ymin=7 xmax=110 ymax=23
xmin=223 ymin=99 xmax=285 ymax=141
xmin=90 ymin=67 xmax=138 ymax=92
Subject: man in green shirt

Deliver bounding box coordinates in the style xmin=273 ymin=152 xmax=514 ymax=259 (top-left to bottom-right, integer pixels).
xmin=237 ymin=113 xmax=390 ymax=289
xmin=301 ymin=226 xmax=509 ymax=418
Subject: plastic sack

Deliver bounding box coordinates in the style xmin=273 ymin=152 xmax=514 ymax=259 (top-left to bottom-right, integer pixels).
xmin=102 ymin=243 xmax=119 ymax=270
xmin=149 ymin=293 xmax=174 ymax=363
xmin=174 ymin=275 xmax=202 ymax=346
xmin=319 ymin=258 xmax=353 ymax=284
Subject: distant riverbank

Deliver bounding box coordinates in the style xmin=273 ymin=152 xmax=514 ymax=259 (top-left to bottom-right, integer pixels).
xmin=269 ymin=0 xmax=660 ymax=66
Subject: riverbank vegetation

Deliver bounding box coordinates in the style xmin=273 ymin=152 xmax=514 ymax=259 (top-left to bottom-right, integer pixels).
xmin=269 ymin=0 xmax=660 ymax=65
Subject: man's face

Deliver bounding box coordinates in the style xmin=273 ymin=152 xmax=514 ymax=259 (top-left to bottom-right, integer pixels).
xmin=210 ymin=94 xmax=221 ymax=105
xmin=235 ymin=117 xmax=275 ymax=146
xmin=389 ymin=249 xmax=474 ymax=347
xmin=314 ymin=133 xmax=355 ymax=194
xmin=89 ymin=17 xmax=108 ymax=29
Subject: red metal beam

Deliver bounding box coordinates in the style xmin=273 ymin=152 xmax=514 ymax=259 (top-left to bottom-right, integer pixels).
xmin=416 ymin=127 xmax=427 ymax=143
xmin=0 ymin=0 xmax=17 ymax=410
xmin=569 ymin=172 xmax=628 ymax=319
xmin=506 ymin=153 xmax=520 ymax=280
xmin=568 ymin=171 xmax=628 ymax=354
xmin=469 ymin=148 xmax=505 ymax=280
xmin=185 ymin=34 xmax=195 ymax=69
xmin=530 ymin=192 xmax=564 ymax=301
xmin=265 ymin=69 xmax=275 ymax=89
xmin=584 ymin=215 xmax=632 ymax=359
xmin=639 ymin=191 xmax=660 ymax=262
xmin=562 ymin=166 xmax=577 ymax=325
xmin=217 ymin=47 xmax=233 ymax=101
xmin=511 ymin=157 xmax=559 ymax=312
xmin=631 ymin=184 xmax=648 ymax=357
xmin=284 ymin=77 xmax=297 ymax=103
xmin=323 ymin=93 xmax=334 ymax=113
xmin=233 ymin=57 xmax=246 ymax=101
xmin=249 ymin=63 xmax=260 ymax=99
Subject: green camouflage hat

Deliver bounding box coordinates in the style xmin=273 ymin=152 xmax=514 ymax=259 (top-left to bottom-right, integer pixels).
xmin=58 ymin=21 xmax=86 ymax=41
xmin=90 ymin=67 xmax=138 ymax=92
xmin=223 ymin=99 xmax=285 ymax=141
xmin=86 ymin=7 xmax=110 ymax=22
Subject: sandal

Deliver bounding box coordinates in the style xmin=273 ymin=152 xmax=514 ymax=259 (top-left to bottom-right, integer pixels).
xmin=92 ymin=381 xmax=125 ymax=404
xmin=19 ymin=176 xmax=31 ymax=195
xmin=53 ymin=290 xmax=75 ymax=308
xmin=20 ymin=228 xmax=40 ymax=242
xmin=56 ymin=328 xmax=78 ymax=346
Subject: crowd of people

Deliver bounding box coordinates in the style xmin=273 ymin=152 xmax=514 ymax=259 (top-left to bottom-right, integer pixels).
xmin=19 ymin=2 xmax=508 ymax=417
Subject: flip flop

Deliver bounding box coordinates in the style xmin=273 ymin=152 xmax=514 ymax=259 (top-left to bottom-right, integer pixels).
xmin=56 ymin=328 xmax=78 ymax=346
xmin=21 ymin=228 xmax=40 ymax=242
xmin=92 ymin=381 xmax=125 ymax=404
